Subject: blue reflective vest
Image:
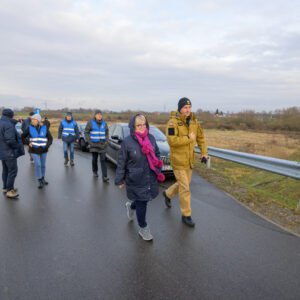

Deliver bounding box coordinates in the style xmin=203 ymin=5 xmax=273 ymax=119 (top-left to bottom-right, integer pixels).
xmin=61 ymin=120 xmax=77 ymax=137
xmin=90 ymin=120 xmax=106 ymax=142
xmin=29 ymin=125 xmax=48 ymax=148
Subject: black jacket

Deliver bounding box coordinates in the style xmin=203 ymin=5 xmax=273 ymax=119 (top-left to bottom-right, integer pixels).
xmin=115 ymin=115 xmax=160 ymax=202
xmin=21 ymin=125 xmax=53 ymax=154
xmin=0 ymin=115 xmax=24 ymax=160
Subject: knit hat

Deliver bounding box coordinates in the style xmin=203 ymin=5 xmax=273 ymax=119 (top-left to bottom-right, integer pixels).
xmin=2 ymin=108 xmax=14 ymax=118
xmin=94 ymin=110 xmax=102 ymax=115
xmin=178 ymin=97 xmax=192 ymax=112
xmin=66 ymin=111 xmax=73 ymax=116
xmin=31 ymin=114 xmax=42 ymax=122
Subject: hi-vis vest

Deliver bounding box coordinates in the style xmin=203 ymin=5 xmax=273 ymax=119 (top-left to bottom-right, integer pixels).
xmin=61 ymin=120 xmax=77 ymax=137
xmin=90 ymin=120 xmax=106 ymax=142
xmin=29 ymin=125 xmax=48 ymax=148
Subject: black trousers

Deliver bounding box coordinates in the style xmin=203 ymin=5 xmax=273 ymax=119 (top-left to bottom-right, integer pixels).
xmin=131 ymin=200 xmax=148 ymax=228
xmin=92 ymin=152 xmax=107 ymax=178
xmin=1 ymin=159 xmax=18 ymax=190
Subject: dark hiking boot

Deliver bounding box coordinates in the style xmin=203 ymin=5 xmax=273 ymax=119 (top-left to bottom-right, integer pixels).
xmin=70 ymin=160 xmax=75 ymax=166
xmin=6 ymin=189 xmax=19 ymax=199
xmin=163 ymin=191 xmax=172 ymax=208
xmin=102 ymin=177 xmax=109 ymax=183
xmin=64 ymin=157 xmax=69 ymax=166
xmin=38 ymin=179 xmax=44 ymax=189
xmin=41 ymin=177 xmax=48 ymax=185
xmin=182 ymin=216 xmax=195 ymax=227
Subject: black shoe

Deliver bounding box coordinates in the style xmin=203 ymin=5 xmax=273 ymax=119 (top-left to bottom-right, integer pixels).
xmin=102 ymin=177 xmax=109 ymax=183
xmin=93 ymin=172 xmax=99 ymax=177
xmin=64 ymin=157 xmax=69 ymax=165
xmin=70 ymin=160 xmax=75 ymax=166
xmin=182 ymin=216 xmax=195 ymax=227
xmin=38 ymin=179 xmax=44 ymax=189
xmin=163 ymin=191 xmax=171 ymax=208
xmin=42 ymin=177 xmax=48 ymax=185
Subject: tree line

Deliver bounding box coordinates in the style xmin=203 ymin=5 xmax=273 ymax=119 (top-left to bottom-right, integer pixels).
xmin=1 ymin=106 xmax=299 ymax=132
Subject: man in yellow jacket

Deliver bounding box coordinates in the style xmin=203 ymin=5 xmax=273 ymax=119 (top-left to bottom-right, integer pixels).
xmin=163 ymin=97 xmax=208 ymax=227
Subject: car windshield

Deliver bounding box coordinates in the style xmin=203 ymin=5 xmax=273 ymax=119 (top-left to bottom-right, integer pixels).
xmin=122 ymin=125 xmax=166 ymax=142
xmin=79 ymin=124 xmax=86 ymax=131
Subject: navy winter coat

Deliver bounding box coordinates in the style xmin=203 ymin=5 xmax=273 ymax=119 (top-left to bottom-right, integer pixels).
xmin=115 ymin=115 xmax=160 ymax=202
xmin=0 ymin=115 xmax=24 ymax=160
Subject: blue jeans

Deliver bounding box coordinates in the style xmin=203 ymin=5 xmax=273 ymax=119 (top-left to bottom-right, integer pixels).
xmin=63 ymin=142 xmax=74 ymax=160
xmin=1 ymin=159 xmax=18 ymax=190
xmin=32 ymin=153 xmax=47 ymax=180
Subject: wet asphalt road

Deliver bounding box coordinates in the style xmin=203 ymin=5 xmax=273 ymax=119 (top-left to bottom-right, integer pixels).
xmin=0 ymin=141 xmax=300 ymax=300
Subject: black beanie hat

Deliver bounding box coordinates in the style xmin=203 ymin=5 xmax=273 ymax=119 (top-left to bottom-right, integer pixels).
xmin=66 ymin=111 xmax=73 ymax=116
xmin=2 ymin=108 xmax=14 ymax=118
xmin=178 ymin=97 xmax=192 ymax=112
xmin=94 ymin=110 xmax=102 ymax=115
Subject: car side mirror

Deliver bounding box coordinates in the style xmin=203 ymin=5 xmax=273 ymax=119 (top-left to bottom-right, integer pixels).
xmin=111 ymin=135 xmax=122 ymax=142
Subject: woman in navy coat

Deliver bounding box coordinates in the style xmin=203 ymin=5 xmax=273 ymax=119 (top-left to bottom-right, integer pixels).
xmin=115 ymin=114 xmax=164 ymax=241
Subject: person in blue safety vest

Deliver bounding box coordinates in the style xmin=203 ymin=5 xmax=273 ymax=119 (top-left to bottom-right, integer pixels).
xmin=58 ymin=112 xmax=79 ymax=166
xmin=21 ymin=114 xmax=53 ymax=189
xmin=84 ymin=110 xmax=109 ymax=182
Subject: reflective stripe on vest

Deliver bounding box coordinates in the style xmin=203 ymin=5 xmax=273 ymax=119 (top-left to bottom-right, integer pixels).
xmin=62 ymin=120 xmax=76 ymax=136
xmin=90 ymin=120 xmax=106 ymax=142
xmin=29 ymin=125 xmax=48 ymax=148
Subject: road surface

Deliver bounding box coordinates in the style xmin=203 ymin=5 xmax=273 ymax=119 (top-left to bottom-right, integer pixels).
xmin=0 ymin=141 xmax=299 ymax=300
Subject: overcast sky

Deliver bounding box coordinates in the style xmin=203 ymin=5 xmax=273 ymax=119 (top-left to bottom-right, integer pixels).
xmin=0 ymin=0 xmax=299 ymax=112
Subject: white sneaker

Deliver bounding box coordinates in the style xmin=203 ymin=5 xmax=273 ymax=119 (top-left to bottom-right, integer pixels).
xmin=125 ymin=202 xmax=134 ymax=221
xmin=138 ymin=226 xmax=153 ymax=241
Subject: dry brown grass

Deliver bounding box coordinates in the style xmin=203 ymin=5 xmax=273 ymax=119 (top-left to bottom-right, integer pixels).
xmin=204 ymin=129 xmax=300 ymax=160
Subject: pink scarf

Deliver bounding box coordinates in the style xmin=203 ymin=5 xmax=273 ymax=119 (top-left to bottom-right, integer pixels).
xmin=135 ymin=128 xmax=165 ymax=182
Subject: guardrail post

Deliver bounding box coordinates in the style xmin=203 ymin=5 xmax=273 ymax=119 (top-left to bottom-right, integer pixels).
xmin=296 ymin=199 xmax=300 ymax=213
xmin=207 ymin=157 xmax=211 ymax=169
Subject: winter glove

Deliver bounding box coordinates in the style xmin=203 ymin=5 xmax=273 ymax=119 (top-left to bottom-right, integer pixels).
xmin=201 ymin=156 xmax=208 ymax=164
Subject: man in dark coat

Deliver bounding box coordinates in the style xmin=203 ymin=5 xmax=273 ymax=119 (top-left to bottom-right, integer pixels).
xmin=0 ymin=108 xmax=25 ymax=198
xmin=21 ymin=111 xmax=34 ymax=162
xmin=115 ymin=114 xmax=161 ymax=241
xmin=84 ymin=110 xmax=109 ymax=182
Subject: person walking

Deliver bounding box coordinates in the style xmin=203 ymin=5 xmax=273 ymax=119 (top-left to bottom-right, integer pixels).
xmin=163 ymin=97 xmax=208 ymax=227
xmin=84 ymin=110 xmax=109 ymax=182
xmin=21 ymin=111 xmax=34 ymax=162
xmin=0 ymin=108 xmax=24 ymax=199
xmin=115 ymin=114 xmax=165 ymax=241
xmin=58 ymin=112 xmax=79 ymax=166
xmin=21 ymin=114 xmax=53 ymax=189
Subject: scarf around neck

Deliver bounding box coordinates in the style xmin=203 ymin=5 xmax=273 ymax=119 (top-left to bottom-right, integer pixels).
xmin=134 ymin=128 xmax=165 ymax=182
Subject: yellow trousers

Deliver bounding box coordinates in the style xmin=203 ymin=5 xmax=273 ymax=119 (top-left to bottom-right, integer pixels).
xmin=165 ymin=169 xmax=193 ymax=217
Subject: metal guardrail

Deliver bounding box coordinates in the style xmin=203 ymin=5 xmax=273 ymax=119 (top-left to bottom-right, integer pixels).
xmin=195 ymin=146 xmax=300 ymax=180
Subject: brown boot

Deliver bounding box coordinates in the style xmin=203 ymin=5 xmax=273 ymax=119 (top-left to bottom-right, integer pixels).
xmin=6 ymin=189 xmax=19 ymax=199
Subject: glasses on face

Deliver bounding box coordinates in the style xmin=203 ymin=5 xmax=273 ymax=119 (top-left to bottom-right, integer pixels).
xmin=136 ymin=123 xmax=146 ymax=129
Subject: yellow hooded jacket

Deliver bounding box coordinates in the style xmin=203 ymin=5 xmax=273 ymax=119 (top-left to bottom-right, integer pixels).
xmin=166 ymin=111 xmax=208 ymax=170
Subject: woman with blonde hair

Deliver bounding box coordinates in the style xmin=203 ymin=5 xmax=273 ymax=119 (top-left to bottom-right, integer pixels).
xmin=115 ymin=114 xmax=165 ymax=241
